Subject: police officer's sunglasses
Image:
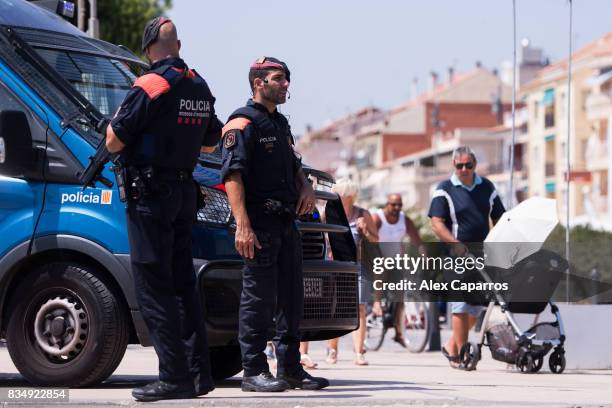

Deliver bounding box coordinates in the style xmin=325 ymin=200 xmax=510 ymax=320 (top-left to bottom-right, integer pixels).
xmin=454 ymin=162 xmax=474 ymax=170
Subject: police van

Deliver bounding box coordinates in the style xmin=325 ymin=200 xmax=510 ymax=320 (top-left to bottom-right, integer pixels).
xmin=0 ymin=0 xmax=358 ymax=386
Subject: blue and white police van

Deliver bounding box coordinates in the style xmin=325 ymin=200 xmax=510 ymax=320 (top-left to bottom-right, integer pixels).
xmin=0 ymin=0 xmax=358 ymax=387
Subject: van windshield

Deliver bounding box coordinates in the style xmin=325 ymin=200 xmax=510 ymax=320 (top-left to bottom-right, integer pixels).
xmin=36 ymin=49 xmax=137 ymax=116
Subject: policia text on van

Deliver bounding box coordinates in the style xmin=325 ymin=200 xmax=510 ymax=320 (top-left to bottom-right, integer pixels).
xmin=0 ymin=0 xmax=358 ymax=387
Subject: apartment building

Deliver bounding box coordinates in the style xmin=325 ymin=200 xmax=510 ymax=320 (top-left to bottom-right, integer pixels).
xmin=355 ymin=68 xmax=515 ymax=204
xmin=522 ymin=32 xmax=612 ymax=227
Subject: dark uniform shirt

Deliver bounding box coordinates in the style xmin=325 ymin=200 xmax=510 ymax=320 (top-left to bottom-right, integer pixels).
xmin=220 ymin=99 xmax=301 ymax=207
xmin=428 ymin=174 xmax=506 ymax=242
xmin=111 ymin=57 xmax=222 ymax=169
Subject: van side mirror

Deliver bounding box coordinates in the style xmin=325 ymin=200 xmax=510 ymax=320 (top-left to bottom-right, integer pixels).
xmin=0 ymin=110 xmax=39 ymax=178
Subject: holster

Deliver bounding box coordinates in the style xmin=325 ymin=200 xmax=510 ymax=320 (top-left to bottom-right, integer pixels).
xmin=262 ymin=198 xmax=296 ymax=219
xmin=111 ymin=164 xmax=127 ymax=203
xmin=126 ymin=166 xmax=150 ymax=201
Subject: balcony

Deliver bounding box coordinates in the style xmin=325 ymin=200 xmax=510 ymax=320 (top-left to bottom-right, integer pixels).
xmin=584 ymin=136 xmax=609 ymax=171
xmin=585 ymin=92 xmax=612 ymax=120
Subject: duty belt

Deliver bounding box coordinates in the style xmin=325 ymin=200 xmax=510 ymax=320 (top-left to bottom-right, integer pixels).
xmin=262 ymin=198 xmax=296 ymax=219
xmin=154 ymin=167 xmax=193 ymax=181
xmin=125 ymin=166 xmax=193 ymax=201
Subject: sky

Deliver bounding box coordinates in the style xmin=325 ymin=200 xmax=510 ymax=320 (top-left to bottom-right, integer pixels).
xmin=168 ymin=0 xmax=612 ymax=136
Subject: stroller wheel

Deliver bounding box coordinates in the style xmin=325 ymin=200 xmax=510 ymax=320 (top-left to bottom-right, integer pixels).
xmin=531 ymin=356 xmax=544 ymax=373
xmin=518 ymin=352 xmax=535 ymax=373
xmin=549 ymin=350 xmax=566 ymax=374
xmin=459 ymin=342 xmax=480 ymax=371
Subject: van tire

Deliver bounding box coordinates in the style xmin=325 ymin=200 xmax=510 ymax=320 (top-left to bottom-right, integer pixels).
xmin=210 ymin=346 xmax=243 ymax=380
xmin=6 ymin=262 xmax=129 ymax=387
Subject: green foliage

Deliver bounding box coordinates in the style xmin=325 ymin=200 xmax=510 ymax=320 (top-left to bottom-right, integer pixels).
xmin=405 ymin=208 xmax=437 ymax=243
xmin=544 ymin=224 xmax=612 ymax=282
xmin=98 ymin=0 xmax=172 ymax=56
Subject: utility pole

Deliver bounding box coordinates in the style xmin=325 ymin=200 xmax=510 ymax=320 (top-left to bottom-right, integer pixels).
xmin=77 ymin=0 xmax=86 ymax=31
xmin=87 ymin=0 xmax=99 ymax=39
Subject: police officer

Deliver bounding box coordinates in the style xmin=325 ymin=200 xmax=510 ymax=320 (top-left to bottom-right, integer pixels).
xmin=221 ymin=57 xmax=329 ymax=392
xmin=105 ymin=17 xmax=222 ymax=402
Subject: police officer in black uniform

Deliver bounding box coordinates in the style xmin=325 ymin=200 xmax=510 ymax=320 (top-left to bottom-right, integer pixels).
xmin=106 ymin=17 xmax=222 ymax=402
xmin=221 ymin=57 xmax=329 ymax=392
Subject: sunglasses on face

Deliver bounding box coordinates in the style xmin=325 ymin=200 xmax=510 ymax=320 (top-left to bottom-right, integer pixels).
xmin=454 ymin=162 xmax=474 ymax=170
xmin=387 ymin=203 xmax=403 ymax=208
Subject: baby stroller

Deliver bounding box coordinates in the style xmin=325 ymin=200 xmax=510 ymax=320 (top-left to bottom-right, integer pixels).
xmin=458 ymin=249 xmax=568 ymax=374
xmin=457 ymin=197 xmax=567 ymax=373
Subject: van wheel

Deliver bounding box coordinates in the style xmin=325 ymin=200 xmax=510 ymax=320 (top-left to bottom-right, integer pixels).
xmin=210 ymin=346 xmax=243 ymax=380
xmin=6 ymin=262 xmax=129 ymax=387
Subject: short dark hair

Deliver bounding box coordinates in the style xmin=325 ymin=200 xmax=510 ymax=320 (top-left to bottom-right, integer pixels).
xmin=248 ymin=57 xmax=290 ymax=92
xmin=248 ymin=69 xmax=269 ymax=92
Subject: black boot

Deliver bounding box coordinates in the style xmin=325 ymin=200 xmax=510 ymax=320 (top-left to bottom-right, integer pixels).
xmin=195 ymin=382 xmax=215 ymax=396
xmin=131 ymin=380 xmax=196 ymax=402
xmin=241 ymin=371 xmax=289 ymax=392
xmin=278 ymin=368 xmax=329 ymax=390
xmin=193 ymin=373 xmax=215 ymax=396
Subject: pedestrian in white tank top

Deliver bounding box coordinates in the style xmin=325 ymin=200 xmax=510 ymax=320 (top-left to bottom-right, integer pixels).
xmin=371 ymin=193 xmax=423 ymax=348
xmin=375 ymin=208 xmax=406 ymax=257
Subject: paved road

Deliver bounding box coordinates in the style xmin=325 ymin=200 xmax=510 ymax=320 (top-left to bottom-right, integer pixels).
xmin=1 ymin=335 xmax=611 ymax=408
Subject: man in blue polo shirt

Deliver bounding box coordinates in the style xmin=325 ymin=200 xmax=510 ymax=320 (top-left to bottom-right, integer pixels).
xmin=428 ymin=146 xmax=505 ymax=368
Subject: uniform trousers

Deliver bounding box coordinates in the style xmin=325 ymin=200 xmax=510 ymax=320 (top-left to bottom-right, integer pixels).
xmin=239 ymin=213 xmax=303 ymax=377
xmin=126 ymin=177 xmax=212 ymax=388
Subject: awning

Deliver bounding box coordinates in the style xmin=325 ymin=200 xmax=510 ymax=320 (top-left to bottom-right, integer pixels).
xmin=542 ymin=88 xmax=555 ymax=106
xmin=545 ymin=134 xmax=555 ymax=142
xmin=545 ymin=182 xmax=556 ymax=193
xmin=586 ymin=69 xmax=612 ymax=87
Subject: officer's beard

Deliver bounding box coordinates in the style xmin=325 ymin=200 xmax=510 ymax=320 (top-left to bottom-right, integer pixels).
xmin=262 ymin=85 xmax=287 ymax=106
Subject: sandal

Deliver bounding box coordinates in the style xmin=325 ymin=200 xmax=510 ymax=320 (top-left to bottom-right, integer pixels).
xmin=442 ymin=346 xmax=461 ymax=369
xmin=354 ymin=352 xmax=369 ymax=366
xmin=300 ymin=353 xmax=318 ymax=369
xmin=325 ymin=348 xmax=337 ymax=364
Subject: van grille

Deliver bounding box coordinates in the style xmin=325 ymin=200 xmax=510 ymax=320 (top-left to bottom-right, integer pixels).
xmin=301 ymin=231 xmax=325 ymax=260
xmin=202 ymin=270 xmax=358 ymax=327
xmin=303 ymin=272 xmax=358 ymax=320
xmin=197 ymin=186 xmax=232 ymax=226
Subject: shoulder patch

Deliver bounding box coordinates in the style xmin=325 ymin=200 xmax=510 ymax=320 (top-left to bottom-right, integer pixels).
xmin=133 ymin=73 xmax=170 ymax=99
xmin=222 ymin=117 xmax=251 ymax=136
xmin=223 ymin=130 xmax=236 ymax=149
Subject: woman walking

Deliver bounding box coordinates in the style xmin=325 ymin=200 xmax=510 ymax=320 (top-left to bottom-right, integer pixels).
xmin=325 ymin=178 xmax=379 ymax=365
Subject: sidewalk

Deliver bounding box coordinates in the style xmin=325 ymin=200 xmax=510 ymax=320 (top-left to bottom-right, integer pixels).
xmin=0 ymin=337 xmax=611 ymax=407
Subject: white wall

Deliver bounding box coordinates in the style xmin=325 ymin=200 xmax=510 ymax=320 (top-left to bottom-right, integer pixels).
xmin=512 ymin=304 xmax=612 ymax=370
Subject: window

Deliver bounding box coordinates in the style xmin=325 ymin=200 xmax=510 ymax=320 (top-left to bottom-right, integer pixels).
xmin=0 ymin=81 xmax=82 ymax=183
xmin=0 ymin=81 xmax=49 ymax=144
xmin=543 ymin=88 xmax=555 ymax=128
xmin=0 ymin=82 xmax=49 ymax=178
xmin=36 ymin=49 xmax=136 ymax=116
